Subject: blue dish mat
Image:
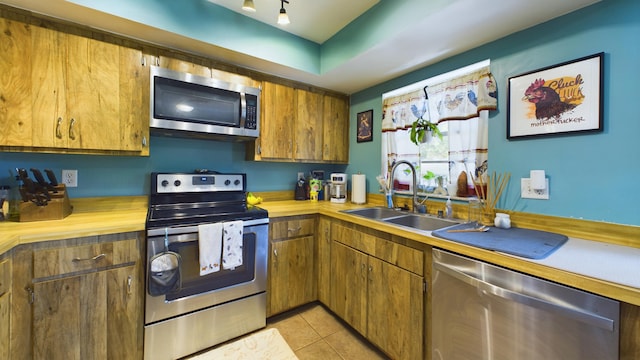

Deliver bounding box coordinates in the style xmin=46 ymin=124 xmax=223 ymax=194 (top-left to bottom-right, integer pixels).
xmin=432 ymin=224 xmax=568 ymax=259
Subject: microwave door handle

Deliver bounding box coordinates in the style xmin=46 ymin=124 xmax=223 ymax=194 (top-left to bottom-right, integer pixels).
xmin=240 ymin=93 xmax=247 ymax=128
xmin=433 ymin=262 xmax=615 ymax=332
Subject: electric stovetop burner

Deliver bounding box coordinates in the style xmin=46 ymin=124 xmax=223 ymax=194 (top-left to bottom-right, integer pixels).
xmin=146 ymin=171 xmax=268 ymax=228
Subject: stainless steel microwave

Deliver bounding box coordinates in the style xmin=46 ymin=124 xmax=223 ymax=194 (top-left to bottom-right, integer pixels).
xmin=150 ymin=66 xmax=260 ymax=141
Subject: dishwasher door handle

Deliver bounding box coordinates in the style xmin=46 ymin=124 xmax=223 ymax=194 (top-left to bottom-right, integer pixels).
xmin=434 ymin=262 xmax=616 ymax=331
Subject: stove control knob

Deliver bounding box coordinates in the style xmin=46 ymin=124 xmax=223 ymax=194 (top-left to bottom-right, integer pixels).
xmin=174 ymin=180 xmax=181 ymax=187
xmin=234 ymin=179 xmax=241 ymax=186
xmin=161 ymin=180 xmax=169 ymax=187
xmin=224 ymin=179 xmax=231 ymax=186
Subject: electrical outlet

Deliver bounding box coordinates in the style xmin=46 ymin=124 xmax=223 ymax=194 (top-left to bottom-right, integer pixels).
xmin=521 ymin=178 xmax=548 ymax=199
xmin=62 ymin=169 xmax=78 ymax=187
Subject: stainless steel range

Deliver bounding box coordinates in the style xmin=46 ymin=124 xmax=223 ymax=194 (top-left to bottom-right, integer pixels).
xmin=144 ymin=170 xmax=268 ymax=360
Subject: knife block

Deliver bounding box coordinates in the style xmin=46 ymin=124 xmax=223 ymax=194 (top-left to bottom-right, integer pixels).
xmin=19 ymin=184 xmax=73 ymax=222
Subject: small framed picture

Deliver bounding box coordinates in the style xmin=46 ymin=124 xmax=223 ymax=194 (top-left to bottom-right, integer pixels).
xmin=507 ymin=52 xmax=603 ymax=139
xmin=357 ymin=109 xmax=373 ymax=143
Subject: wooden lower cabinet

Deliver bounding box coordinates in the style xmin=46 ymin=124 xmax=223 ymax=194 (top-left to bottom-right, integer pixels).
xmin=267 ymin=216 xmax=317 ymax=316
xmin=10 ymin=233 xmax=143 ymax=359
xmin=0 ymin=257 xmax=11 ymax=360
xmin=33 ymin=266 xmax=139 ymax=359
xmin=316 ymin=216 xmax=332 ymax=305
xmin=330 ymin=223 xmax=424 ymax=360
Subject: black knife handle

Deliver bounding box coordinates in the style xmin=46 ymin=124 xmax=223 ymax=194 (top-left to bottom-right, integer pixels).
xmin=45 ymin=169 xmax=59 ymax=186
xmin=31 ymin=168 xmax=48 ymax=186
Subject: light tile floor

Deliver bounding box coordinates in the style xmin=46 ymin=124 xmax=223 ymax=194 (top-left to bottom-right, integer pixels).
xmin=266 ymin=302 xmax=390 ymax=360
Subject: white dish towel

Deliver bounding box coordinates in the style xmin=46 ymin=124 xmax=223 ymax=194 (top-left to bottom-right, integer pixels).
xmin=222 ymin=220 xmax=244 ymax=270
xmin=198 ymin=223 xmax=223 ymax=276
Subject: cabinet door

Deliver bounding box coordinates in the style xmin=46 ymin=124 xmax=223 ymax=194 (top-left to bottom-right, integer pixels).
xmin=31 ymin=25 xmax=67 ymax=148
xmin=106 ymin=265 xmax=143 ymax=359
xmin=316 ymin=217 xmax=331 ymax=305
xmin=65 ymin=33 xmax=121 ymax=150
xmin=32 ymin=265 xmax=140 ymax=360
xmin=0 ymin=18 xmax=33 ymax=147
xmin=268 ymin=236 xmax=316 ymax=316
xmin=259 ymin=82 xmax=295 ymax=160
xmin=158 ymin=56 xmax=211 ymax=77
xmin=322 ymin=94 xmax=349 ymax=163
xmin=367 ymin=256 xmax=424 ymax=360
xmin=330 ymin=241 xmax=368 ymax=335
xmin=294 ymin=89 xmax=323 ymax=161
xmin=33 ymin=271 xmax=108 ymax=360
xmin=0 ymin=293 xmax=8 ymax=360
xmin=32 ymin=27 xmax=122 ymax=150
xmin=119 ymin=47 xmax=148 ymax=154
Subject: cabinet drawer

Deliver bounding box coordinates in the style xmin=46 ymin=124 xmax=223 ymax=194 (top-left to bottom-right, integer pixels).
xmin=0 ymin=259 xmax=10 ymax=296
xmin=331 ymin=223 xmax=423 ymax=275
xmin=272 ymin=217 xmax=316 ymax=240
xmin=33 ymin=239 xmax=137 ymax=279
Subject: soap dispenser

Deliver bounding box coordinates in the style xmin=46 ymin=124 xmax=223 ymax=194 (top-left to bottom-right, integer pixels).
xmin=445 ymin=197 xmax=453 ymax=219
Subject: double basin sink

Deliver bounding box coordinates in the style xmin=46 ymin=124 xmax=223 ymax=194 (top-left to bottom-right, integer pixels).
xmin=341 ymin=207 xmax=459 ymax=232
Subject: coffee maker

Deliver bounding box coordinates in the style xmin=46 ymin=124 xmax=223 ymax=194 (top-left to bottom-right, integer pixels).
xmin=330 ymin=173 xmax=347 ymax=203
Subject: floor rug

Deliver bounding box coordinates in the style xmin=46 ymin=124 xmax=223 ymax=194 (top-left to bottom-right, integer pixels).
xmin=188 ymin=328 xmax=298 ymax=360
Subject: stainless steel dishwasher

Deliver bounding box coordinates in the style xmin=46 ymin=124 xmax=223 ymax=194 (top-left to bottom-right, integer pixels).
xmin=432 ymin=249 xmax=620 ymax=360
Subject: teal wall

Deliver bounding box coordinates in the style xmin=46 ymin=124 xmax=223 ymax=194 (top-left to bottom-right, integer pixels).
xmin=0 ymin=136 xmax=345 ymax=198
xmin=346 ymin=0 xmax=640 ymax=226
xmin=1 ymin=0 xmax=638 ymax=227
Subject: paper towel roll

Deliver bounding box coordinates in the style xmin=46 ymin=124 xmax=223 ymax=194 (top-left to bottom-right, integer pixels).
xmin=351 ymin=174 xmax=366 ymax=204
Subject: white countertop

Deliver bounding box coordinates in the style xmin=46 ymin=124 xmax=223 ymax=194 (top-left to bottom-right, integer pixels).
xmin=526 ymin=237 xmax=640 ymax=289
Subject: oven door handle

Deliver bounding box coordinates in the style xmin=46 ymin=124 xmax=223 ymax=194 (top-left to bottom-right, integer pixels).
xmin=147 ymin=218 xmax=268 ymax=237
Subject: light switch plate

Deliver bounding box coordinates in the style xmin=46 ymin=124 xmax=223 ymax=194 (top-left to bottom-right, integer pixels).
xmin=521 ymin=178 xmax=548 ymax=199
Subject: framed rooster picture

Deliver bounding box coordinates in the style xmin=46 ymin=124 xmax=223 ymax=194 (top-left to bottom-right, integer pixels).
xmin=507 ymin=52 xmax=603 ymax=139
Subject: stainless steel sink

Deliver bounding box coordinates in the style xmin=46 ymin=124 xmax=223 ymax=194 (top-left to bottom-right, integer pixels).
xmin=342 ymin=207 xmax=407 ymax=220
xmin=384 ymin=214 xmax=459 ymax=231
xmin=341 ymin=207 xmax=460 ymax=231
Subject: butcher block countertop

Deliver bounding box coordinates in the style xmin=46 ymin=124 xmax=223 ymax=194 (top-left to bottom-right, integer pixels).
xmin=1 ymin=196 xmax=639 ymax=306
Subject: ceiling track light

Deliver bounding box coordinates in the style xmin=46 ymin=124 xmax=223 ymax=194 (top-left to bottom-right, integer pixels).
xmin=242 ymin=0 xmax=255 ymax=12
xmin=277 ymin=0 xmax=290 ymax=25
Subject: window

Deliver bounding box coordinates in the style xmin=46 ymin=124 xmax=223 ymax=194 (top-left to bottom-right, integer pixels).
xmin=381 ymin=60 xmax=496 ymax=198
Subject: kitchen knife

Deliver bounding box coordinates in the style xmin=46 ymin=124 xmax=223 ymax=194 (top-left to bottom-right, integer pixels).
xmin=30 ymin=168 xmax=53 ymax=190
xmin=31 ymin=168 xmax=56 ymax=192
xmin=45 ymin=169 xmax=59 ymax=186
xmin=18 ymin=168 xmax=49 ymax=205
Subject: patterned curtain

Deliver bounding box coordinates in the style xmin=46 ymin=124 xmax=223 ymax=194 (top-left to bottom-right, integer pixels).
xmin=381 ymin=65 xmax=497 ymax=195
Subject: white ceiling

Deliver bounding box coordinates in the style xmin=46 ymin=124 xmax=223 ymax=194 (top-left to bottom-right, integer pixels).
xmin=207 ymin=0 xmax=380 ymax=44
xmin=1 ymin=0 xmax=600 ymax=94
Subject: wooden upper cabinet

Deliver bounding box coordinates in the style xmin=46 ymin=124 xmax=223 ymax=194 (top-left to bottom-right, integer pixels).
xmin=248 ymin=82 xmax=350 ymax=164
xmin=0 ymin=20 xmax=147 ymax=154
xmin=323 ymin=94 xmax=349 ymax=163
xmin=0 ymin=18 xmax=33 ymax=147
xmin=258 ymin=81 xmax=295 ymax=160
xmin=294 ymin=89 xmax=323 ymax=161
xmin=157 ymin=56 xmax=211 ymax=77
xmin=32 ymin=27 xmax=122 ymax=150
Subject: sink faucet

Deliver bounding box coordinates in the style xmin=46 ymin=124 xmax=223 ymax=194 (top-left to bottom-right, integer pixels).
xmin=389 ymin=160 xmax=420 ymax=213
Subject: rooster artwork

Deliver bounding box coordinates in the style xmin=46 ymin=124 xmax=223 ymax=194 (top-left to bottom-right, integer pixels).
xmin=523 ymin=78 xmax=579 ymax=120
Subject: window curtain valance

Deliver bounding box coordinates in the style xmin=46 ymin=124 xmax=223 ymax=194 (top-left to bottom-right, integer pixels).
xmin=426 ymin=66 xmax=497 ymax=123
xmin=381 ymin=88 xmax=426 ymax=132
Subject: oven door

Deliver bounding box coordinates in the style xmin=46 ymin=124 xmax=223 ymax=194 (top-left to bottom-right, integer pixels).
xmin=145 ymin=218 xmax=268 ymax=324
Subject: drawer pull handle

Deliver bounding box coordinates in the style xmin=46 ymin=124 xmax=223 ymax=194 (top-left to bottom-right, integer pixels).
xmin=72 ymin=253 xmax=106 ymax=262
xmin=288 ymin=226 xmax=302 ymax=234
